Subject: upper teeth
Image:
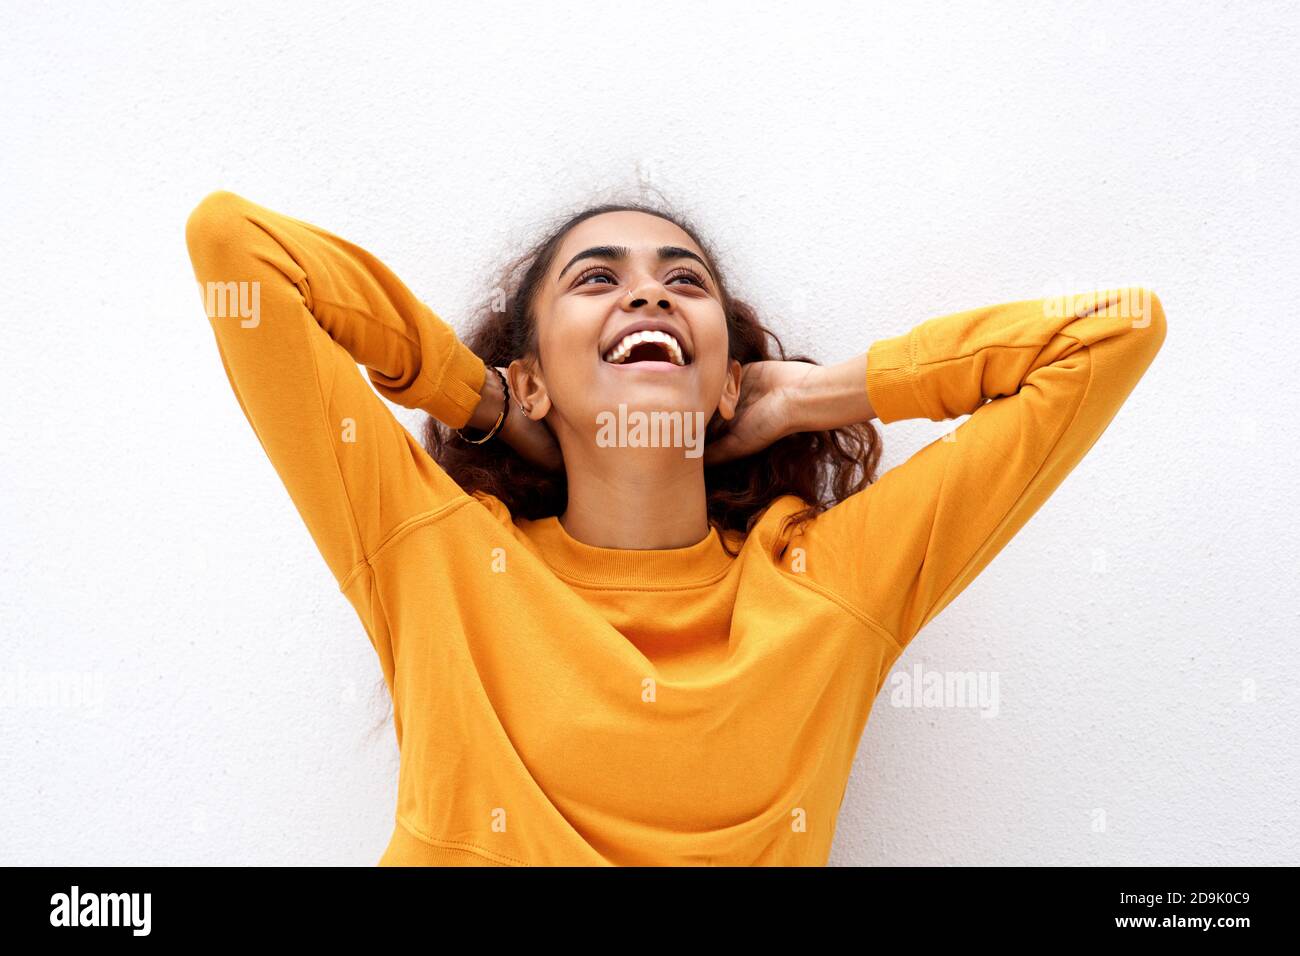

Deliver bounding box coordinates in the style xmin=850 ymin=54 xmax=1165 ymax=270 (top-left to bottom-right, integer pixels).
xmin=602 ymin=329 xmax=687 ymax=366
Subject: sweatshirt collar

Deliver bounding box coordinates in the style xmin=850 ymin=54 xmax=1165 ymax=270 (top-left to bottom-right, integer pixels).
xmin=518 ymin=515 xmax=738 ymax=590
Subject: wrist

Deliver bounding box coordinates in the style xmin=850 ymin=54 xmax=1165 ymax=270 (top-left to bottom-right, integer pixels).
xmin=782 ymin=363 xmax=830 ymax=434
xmin=466 ymin=364 xmax=507 ymax=431
xmin=791 ymin=357 xmax=874 ymax=432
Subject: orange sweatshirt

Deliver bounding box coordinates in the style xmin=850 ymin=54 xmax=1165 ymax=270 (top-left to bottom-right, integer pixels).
xmin=184 ymin=190 xmax=1166 ymax=866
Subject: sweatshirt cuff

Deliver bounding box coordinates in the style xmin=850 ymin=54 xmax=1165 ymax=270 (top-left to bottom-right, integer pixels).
xmin=426 ymin=331 xmax=488 ymax=429
xmin=866 ymin=328 xmax=937 ymax=424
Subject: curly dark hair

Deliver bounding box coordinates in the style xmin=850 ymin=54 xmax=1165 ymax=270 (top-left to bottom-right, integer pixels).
xmin=420 ymin=192 xmax=884 ymax=559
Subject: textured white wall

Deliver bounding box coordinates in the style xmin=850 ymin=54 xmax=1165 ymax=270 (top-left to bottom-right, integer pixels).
xmin=2 ymin=0 xmax=1296 ymax=866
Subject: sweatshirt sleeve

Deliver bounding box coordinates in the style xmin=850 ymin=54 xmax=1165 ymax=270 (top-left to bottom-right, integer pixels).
xmin=793 ymin=287 xmax=1167 ymax=654
xmin=183 ymin=190 xmax=487 ymax=592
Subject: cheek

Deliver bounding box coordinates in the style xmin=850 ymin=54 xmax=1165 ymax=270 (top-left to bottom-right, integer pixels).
xmin=535 ymin=314 xmax=599 ymax=410
xmin=540 ymin=301 xmax=600 ymax=359
xmin=695 ymin=315 xmax=732 ymax=383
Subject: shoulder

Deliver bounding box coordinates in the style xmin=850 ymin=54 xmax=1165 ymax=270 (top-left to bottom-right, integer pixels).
xmin=468 ymin=489 xmax=515 ymax=528
xmin=737 ymin=494 xmax=820 ymax=555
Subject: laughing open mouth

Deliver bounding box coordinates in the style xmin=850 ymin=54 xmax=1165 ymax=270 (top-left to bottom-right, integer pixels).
xmin=602 ymin=329 xmax=690 ymax=366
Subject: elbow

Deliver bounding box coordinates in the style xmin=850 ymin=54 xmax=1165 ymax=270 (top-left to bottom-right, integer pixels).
xmin=1137 ymin=287 xmax=1165 ymax=328
xmin=1074 ymin=285 xmax=1167 ymax=371
xmin=1086 ymin=285 xmax=1166 ymax=353
xmin=184 ymin=189 xmax=252 ymax=265
xmin=1133 ymin=286 xmax=1167 ymax=357
xmin=1105 ymin=287 xmax=1166 ymax=382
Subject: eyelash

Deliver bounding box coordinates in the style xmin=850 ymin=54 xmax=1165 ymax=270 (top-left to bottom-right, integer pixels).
xmin=574 ymin=265 xmax=707 ymax=289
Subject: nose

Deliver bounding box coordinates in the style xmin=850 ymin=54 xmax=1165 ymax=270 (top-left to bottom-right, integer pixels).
xmin=623 ymin=285 xmax=673 ymax=313
xmin=621 ymin=268 xmax=676 ymax=311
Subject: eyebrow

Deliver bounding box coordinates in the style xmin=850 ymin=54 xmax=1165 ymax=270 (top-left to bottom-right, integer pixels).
xmin=556 ymin=245 xmax=716 ymax=284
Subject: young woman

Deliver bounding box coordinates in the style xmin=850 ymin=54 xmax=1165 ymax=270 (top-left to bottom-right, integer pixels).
xmin=184 ymin=190 xmax=1166 ymax=866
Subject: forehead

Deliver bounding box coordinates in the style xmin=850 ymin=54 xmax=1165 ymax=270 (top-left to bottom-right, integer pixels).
xmin=552 ymin=210 xmax=702 ymax=266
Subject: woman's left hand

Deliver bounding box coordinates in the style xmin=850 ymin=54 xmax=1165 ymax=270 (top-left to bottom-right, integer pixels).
xmin=703 ymin=360 xmax=821 ymax=465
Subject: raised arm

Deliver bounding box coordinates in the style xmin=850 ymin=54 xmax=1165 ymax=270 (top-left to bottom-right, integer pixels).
xmin=183 ymin=190 xmax=488 ymax=594
xmin=791 ymin=287 xmax=1167 ymax=653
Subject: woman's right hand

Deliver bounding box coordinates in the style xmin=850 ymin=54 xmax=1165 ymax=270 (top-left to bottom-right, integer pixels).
xmin=470 ymin=365 xmax=563 ymax=471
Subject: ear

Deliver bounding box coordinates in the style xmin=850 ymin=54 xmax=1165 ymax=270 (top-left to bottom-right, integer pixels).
xmin=507 ymin=356 xmax=551 ymax=419
xmin=716 ymin=358 xmax=743 ymax=420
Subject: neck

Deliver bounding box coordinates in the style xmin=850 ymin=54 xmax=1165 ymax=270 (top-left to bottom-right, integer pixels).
xmin=558 ymin=445 xmax=710 ymax=550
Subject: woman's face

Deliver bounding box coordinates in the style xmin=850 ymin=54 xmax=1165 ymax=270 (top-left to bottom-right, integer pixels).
xmin=518 ymin=210 xmax=741 ymax=455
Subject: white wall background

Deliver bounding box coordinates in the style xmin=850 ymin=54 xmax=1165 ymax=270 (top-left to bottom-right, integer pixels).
xmin=1 ymin=0 xmax=1296 ymax=866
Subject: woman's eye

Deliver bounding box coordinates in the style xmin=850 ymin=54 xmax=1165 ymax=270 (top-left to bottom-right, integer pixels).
xmin=576 ymin=268 xmax=616 ymax=285
xmin=667 ymin=270 xmax=707 ymax=287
